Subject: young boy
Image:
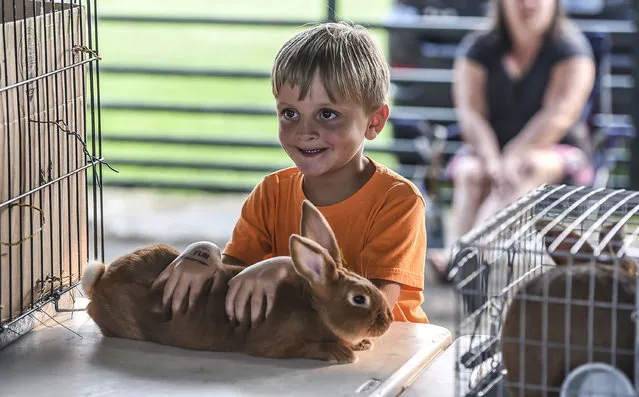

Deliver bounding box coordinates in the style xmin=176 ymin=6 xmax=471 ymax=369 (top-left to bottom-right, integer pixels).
xmin=152 ymin=21 xmax=429 ymax=326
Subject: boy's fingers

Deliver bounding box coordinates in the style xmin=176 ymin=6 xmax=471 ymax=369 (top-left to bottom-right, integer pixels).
xmin=188 ymin=280 xmax=203 ymax=311
xmin=149 ymin=277 xmax=166 ymax=295
xmin=264 ymin=288 xmax=276 ymax=319
xmin=250 ymin=291 xmax=264 ymax=328
xmin=233 ymin=285 xmax=252 ymax=324
xmin=225 ymin=279 xmax=240 ymax=320
xmin=151 ymin=260 xmax=176 ymax=291
xmin=150 ymin=274 xmax=164 ymax=292
xmin=171 ymin=280 xmax=190 ymax=316
xmin=162 ymin=271 xmax=181 ymax=308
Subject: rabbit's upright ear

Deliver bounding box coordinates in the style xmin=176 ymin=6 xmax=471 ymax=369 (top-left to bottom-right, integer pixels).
xmin=535 ymin=220 xmax=594 ymax=266
xmin=300 ymin=200 xmax=341 ymax=265
xmin=289 ymin=234 xmax=337 ymax=284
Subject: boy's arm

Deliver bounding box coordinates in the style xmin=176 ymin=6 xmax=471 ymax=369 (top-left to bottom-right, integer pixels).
xmin=362 ymin=191 xmax=427 ymax=298
xmin=153 ymin=178 xmax=274 ymax=317
xmin=371 ymin=279 xmax=401 ymax=308
xmin=222 ymin=178 xmax=274 ymax=267
xmin=220 ymin=177 xmax=297 ymax=327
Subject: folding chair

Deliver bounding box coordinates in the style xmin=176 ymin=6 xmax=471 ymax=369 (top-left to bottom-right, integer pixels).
xmin=584 ymin=31 xmax=636 ymax=188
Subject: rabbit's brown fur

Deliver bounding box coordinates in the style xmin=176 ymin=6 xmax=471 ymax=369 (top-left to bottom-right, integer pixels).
xmin=501 ymin=220 xmax=637 ymax=397
xmin=83 ymin=200 xmax=393 ymax=363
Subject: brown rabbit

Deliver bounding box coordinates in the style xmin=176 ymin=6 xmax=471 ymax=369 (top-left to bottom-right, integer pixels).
xmin=500 ymin=220 xmax=636 ymax=397
xmin=81 ymin=200 xmax=393 ymax=363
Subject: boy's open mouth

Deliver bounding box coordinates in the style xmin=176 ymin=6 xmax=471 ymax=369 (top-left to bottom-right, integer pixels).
xmin=299 ymin=148 xmax=327 ymax=157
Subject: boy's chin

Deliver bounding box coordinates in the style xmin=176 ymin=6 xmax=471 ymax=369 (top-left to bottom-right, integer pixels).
xmin=292 ymin=159 xmax=331 ymax=178
xmin=295 ymin=165 xmax=328 ymax=178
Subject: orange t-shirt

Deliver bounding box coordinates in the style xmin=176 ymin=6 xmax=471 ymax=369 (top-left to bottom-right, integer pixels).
xmin=223 ymin=159 xmax=428 ymax=323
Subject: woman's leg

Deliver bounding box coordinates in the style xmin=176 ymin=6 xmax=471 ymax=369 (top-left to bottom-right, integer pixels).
xmin=429 ymin=155 xmax=491 ymax=276
xmin=474 ymin=148 xmax=566 ymax=226
xmin=450 ymin=155 xmax=493 ymax=239
xmin=431 ymin=147 xmax=569 ymax=282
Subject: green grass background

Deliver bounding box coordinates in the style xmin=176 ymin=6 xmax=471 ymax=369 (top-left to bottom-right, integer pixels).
xmin=94 ymin=0 xmax=398 ymax=190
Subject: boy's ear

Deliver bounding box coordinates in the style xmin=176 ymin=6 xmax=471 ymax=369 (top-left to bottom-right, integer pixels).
xmin=289 ymin=234 xmax=337 ymax=284
xmin=365 ymin=104 xmax=389 ymax=141
xmin=300 ymin=200 xmax=341 ymax=265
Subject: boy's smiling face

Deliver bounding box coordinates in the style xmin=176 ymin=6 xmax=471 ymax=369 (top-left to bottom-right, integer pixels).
xmin=276 ymin=72 xmax=389 ymax=179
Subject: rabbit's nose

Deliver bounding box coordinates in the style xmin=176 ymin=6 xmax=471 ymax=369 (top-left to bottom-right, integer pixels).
xmin=377 ymin=307 xmax=393 ymax=325
xmin=386 ymin=307 xmax=394 ymax=322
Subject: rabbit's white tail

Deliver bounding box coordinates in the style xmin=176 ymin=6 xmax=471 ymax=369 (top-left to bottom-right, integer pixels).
xmin=81 ymin=260 xmax=105 ymax=298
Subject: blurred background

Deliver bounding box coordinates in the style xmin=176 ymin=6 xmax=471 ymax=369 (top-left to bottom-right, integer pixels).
xmin=92 ymin=0 xmax=639 ymax=331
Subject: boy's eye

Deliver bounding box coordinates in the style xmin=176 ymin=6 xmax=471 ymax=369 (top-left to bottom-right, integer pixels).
xmin=319 ymin=110 xmax=337 ymax=120
xmin=282 ymin=109 xmax=298 ymax=119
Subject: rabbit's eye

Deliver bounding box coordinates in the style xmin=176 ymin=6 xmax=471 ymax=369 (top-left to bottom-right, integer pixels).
xmin=348 ymin=291 xmax=370 ymax=308
xmin=352 ymin=295 xmax=367 ymax=305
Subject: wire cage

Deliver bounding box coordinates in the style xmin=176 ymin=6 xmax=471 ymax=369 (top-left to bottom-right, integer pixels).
xmin=450 ymin=184 xmax=639 ymax=397
xmin=0 ymin=0 xmax=104 ymax=344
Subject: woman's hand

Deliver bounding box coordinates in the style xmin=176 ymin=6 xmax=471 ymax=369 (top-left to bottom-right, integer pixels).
xmin=496 ymin=150 xmax=530 ymax=198
xmin=484 ymin=155 xmax=503 ymax=188
xmin=151 ymin=241 xmax=223 ymax=316
xmin=225 ymin=256 xmax=294 ymax=329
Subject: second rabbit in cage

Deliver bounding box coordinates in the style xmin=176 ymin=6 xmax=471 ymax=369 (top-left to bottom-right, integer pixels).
xmin=500 ymin=220 xmax=637 ymax=397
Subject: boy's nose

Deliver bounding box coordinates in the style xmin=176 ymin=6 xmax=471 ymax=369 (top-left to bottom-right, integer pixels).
xmin=297 ymin=121 xmax=319 ymax=140
xmin=297 ymin=134 xmax=318 ymax=142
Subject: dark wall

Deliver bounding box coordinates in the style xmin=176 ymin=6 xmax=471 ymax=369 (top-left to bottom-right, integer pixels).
xmin=631 ymin=0 xmax=639 ymax=190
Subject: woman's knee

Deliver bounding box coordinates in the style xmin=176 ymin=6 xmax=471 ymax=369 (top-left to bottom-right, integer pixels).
xmin=521 ymin=149 xmax=565 ymax=184
xmin=453 ymin=157 xmax=490 ymax=188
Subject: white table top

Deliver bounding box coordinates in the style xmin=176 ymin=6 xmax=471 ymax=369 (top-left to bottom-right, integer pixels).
xmin=400 ymin=336 xmax=478 ymax=397
xmin=0 ymin=299 xmax=453 ymax=397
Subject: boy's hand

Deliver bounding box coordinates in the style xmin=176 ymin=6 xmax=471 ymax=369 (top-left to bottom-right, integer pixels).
xmin=151 ymin=242 xmax=223 ymax=316
xmin=225 ymin=256 xmax=294 ymax=329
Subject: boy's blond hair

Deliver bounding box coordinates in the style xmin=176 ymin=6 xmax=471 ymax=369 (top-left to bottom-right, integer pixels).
xmin=271 ymin=21 xmax=390 ymax=114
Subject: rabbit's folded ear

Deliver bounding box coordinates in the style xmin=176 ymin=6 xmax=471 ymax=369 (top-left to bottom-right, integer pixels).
xmin=535 ymin=220 xmax=594 ymax=266
xmin=289 ymin=234 xmax=337 ymax=284
xmin=599 ymin=223 xmax=626 ymax=257
xmin=599 ymin=223 xmax=637 ymax=275
xmin=300 ymin=200 xmax=341 ymax=265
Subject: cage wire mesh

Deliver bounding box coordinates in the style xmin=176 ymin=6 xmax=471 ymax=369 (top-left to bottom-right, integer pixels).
xmin=0 ymin=0 xmax=105 ymax=338
xmin=450 ymin=184 xmax=639 ymax=397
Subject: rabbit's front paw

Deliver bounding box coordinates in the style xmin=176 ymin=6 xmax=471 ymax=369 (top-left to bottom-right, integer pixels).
xmin=328 ymin=343 xmax=356 ymax=363
xmin=351 ymin=338 xmax=372 ymax=351
xmin=299 ymin=341 xmax=356 ymax=363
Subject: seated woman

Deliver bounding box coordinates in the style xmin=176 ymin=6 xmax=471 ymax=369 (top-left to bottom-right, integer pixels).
xmin=429 ymin=0 xmax=596 ymax=280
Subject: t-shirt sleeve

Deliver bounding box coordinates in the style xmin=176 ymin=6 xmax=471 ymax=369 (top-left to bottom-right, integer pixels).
xmin=222 ymin=177 xmax=273 ymax=266
xmin=554 ymin=26 xmax=594 ymax=62
xmin=456 ymin=30 xmax=495 ymax=68
xmin=360 ymin=189 xmax=427 ymax=291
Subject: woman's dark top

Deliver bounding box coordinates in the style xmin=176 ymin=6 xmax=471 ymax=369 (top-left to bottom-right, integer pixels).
xmin=456 ymin=22 xmax=594 ymax=155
